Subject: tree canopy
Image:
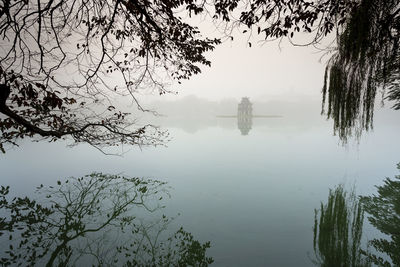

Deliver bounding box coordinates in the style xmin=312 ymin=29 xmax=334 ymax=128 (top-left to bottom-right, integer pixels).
xmin=0 ymin=0 xmax=220 ymax=153
xmin=0 ymin=0 xmax=399 ymax=151
xmin=322 ymin=0 xmax=400 ymax=141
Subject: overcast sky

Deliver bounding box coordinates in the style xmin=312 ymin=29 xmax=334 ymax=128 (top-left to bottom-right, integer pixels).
xmin=138 ymin=19 xmax=334 ymax=103
xmin=175 ymin=39 xmax=328 ymax=101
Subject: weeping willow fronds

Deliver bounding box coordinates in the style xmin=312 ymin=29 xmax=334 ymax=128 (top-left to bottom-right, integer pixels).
xmin=322 ymin=0 xmax=400 ymax=142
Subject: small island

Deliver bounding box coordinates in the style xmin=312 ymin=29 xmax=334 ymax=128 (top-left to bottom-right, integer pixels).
xmin=216 ymin=97 xmax=282 ymax=135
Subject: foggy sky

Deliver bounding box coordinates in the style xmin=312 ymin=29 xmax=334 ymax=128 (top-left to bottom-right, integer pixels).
xmin=176 ymin=41 xmax=326 ymax=100
xmin=140 ymin=23 xmax=331 ymax=104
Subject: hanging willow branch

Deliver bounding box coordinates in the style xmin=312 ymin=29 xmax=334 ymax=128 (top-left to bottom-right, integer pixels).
xmin=322 ymin=0 xmax=400 ymax=141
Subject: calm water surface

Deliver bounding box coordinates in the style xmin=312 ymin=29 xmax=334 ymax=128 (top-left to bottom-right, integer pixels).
xmin=1 ymin=104 xmax=399 ymax=266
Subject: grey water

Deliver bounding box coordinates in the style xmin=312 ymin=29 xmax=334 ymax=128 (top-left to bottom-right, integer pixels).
xmin=1 ymin=98 xmax=400 ymax=266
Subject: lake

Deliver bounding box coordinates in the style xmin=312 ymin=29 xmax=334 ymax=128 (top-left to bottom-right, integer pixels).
xmin=1 ymin=99 xmax=399 ymax=266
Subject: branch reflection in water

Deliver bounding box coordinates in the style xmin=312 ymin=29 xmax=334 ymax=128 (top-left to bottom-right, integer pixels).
xmin=0 ymin=173 xmax=213 ymax=266
xmin=312 ymin=162 xmax=400 ymax=267
xmin=361 ymin=163 xmax=400 ymax=267
xmin=312 ymin=185 xmax=370 ymax=267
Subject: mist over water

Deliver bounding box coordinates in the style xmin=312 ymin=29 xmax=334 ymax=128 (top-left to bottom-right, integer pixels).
xmin=1 ymin=95 xmax=399 ymax=266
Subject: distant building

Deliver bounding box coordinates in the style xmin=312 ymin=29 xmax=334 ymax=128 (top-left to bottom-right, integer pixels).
xmin=237 ymin=97 xmax=252 ymax=135
xmin=238 ymin=97 xmax=252 ymax=117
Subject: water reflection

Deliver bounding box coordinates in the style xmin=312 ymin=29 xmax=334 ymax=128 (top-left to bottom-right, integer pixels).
xmin=313 ymin=163 xmax=400 ymax=267
xmin=312 ymin=185 xmax=370 ymax=267
xmin=216 ymin=97 xmax=283 ymax=135
xmin=0 ymin=174 xmax=213 ymax=266
xmin=361 ymin=163 xmax=400 ymax=266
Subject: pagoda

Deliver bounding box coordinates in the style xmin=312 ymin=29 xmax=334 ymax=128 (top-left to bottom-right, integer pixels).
xmin=237 ymin=97 xmax=253 ymax=135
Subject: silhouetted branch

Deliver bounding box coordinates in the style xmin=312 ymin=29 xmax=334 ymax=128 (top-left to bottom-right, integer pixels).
xmin=0 ymin=0 xmax=219 ymax=152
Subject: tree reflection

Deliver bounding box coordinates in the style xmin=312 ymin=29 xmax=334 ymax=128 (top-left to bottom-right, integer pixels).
xmin=0 ymin=174 xmax=213 ymax=266
xmin=312 ymin=185 xmax=370 ymax=267
xmin=361 ymin=163 xmax=400 ymax=266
